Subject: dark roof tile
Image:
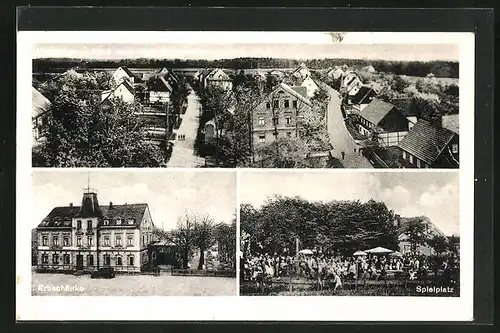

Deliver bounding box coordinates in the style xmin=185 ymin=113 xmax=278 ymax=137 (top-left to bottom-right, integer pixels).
xmin=359 ymin=99 xmax=396 ymax=125
xmin=37 ymin=204 xmax=148 ymax=228
xmin=398 ymin=119 xmax=456 ymax=165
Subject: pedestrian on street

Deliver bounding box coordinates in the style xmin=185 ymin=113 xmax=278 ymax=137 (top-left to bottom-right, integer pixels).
xmin=341 ymin=151 xmax=345 ymax=160
xmin=354 ymin=148 xmax=356 ymax=153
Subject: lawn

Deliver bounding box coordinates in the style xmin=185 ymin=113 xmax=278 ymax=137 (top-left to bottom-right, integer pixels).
xmin=240 ymin=279 xmax=459 ymax=297
xmin=32 ymin=272 xmax=236 ymax=296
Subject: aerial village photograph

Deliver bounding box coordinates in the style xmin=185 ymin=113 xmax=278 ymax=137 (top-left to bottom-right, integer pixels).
xmin=239 ymin=171 xmax=460 ymax=296
xmin=31 ymin=170 xmax=237 ymax=296
xmin=31 ymin=37 xmax=459 ymax=168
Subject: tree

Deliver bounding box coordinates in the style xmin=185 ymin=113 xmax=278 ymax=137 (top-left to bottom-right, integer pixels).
xmin=405 ymin=219 xmax=429 ymax=253
xmin=427 ymin=235 xmax=449 ymax=256
xmin=170 ymin=213 xmax=197 ymax=269
xmin=33 ymin=72 xmax=168 ymax=167
xmin=214 ymin=220 xmax=237 ymax=269
xmin=393 ymin=75 xmax=409 ymax=93
xmin=193 ymin=216 xmax=216 ymax=270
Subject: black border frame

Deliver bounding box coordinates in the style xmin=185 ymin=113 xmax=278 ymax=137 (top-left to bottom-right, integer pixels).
xmin=6 ymin=5 xmax=494 ymax=329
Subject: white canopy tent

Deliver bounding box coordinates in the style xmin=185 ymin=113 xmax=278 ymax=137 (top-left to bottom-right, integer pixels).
xmin=364 ymin=246 xmax=394 ymax=254
xmin=353 ymin=250 xmax=368 ymax=256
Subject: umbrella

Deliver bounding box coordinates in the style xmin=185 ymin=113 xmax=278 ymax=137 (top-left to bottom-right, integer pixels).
xmin=298 ymin=249 xmax=313 ymax=255
xmin=390 ymin=251 xmax=403 ymax=257
xmin=353 ymin=250 xmax=368 ymax=256
xmin=364 ymin=246 xmax=394 ymax=254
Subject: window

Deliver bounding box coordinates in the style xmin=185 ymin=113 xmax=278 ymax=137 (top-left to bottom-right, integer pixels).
xmin=273 ymin=117 xmax=279 ymax=126
xmin=88 ymin=237 xmax=93 ymax=247
xmin=116 ymin=219 xmax=122 ymax=225
xmin=258 ymin=135 xmax=266 ymax=143
xmin=116 ymin=235 xmax=122 ymax=246
xmin=452 ymin=144 xmax=458 ymax=154
xmin=293 ymin=100 xmax=298 ymax=108
xmin=77 ymin=220 xmax=82 ymax=229
xmin=104 ymin=219 xmax=109 ymax=225
xmin=116 ymin=256 xmax=122 ymax=266
xmin=128 ymin=256 xmax=134 ymax=266
xmin=402 ymin=151 xmax=406 ymax=159
xmin=87 ymin=255 xmax=94 ymax=266
xmin=87 ymin=220 xmax=92 ymax=230
xmin=286 ymin=132 xmax=292 ymax=138
xmin=42 ymin=235 xmax=48 ymax=246
xmin=104 ymin=255 xmax=111 ymax=266
xmin=273 ymin=100 xmax=279 ymax=108
xmin=63 ymin=237 xmax=69 ymax=247
xmin=258 ymin=116 xmax=265 ymax=126
xmin=52 ymin=236 xmax=58 ymax=246
xmin=104 ymin=236 xmax=110 ymax=246
xmin=77 ymin=237 xmax=82 ymax=246
xmin=285 ymin=117 xmax=291 ymax=125
xmin=266 ymin=102 xmax=270 ymax=109
xmin=128 ymin=218 xmax=134 ymax=225
xmin=284 ymin=100 xmax=290 ymax=108
xmin=416 ymin=159 xmax=421 ymax=168
xmin=42 ymin=254 xmax=49 ymax=264
xmin=127 ymin=235 xmax=134 ymax=246
xmin=64 ymin=254 xmax=70 ymax=264
xmin=142 ymin=235 xmax=146 ymax=246
xmin=52 ymin=254 xmax=59 ymax=264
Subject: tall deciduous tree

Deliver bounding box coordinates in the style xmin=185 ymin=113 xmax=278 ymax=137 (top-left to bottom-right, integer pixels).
xmin=170 ymin=213 xmax=197 ymax=269
xmin=193 ymin=216 xmax=216 ymax=270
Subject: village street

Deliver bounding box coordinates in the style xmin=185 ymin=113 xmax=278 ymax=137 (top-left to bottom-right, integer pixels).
xmin=167 ymin=86 xmax=205 ymax=167
xmin=323 ymin=84 xmax=373 ymax=169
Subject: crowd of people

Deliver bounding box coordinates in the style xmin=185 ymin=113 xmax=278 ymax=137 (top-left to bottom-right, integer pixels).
xmin=241 ymin=250 xmax=460 ymax=286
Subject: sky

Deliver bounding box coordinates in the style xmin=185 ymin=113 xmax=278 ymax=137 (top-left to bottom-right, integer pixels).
xmin=32 ymin=32 xmax=460 ymax=62
xmin=31 ymin=171 xmax=236 ymax=231
xmin=240 ymin=171 xmax=460 ymax=236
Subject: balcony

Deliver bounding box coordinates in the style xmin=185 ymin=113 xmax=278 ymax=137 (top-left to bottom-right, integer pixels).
xmin=85 ymin=230 xmax=95 ymax=236
xmin=75 ymin=229 xmax=84 ymax=236
xmin=50 ymin=244 xmax=63 ymax=250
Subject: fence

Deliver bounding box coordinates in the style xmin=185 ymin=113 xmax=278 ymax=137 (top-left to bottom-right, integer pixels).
xmin=171 ymin=269 xmax=236 ymax=278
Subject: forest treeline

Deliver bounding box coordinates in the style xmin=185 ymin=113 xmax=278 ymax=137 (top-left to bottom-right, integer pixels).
xmin=33 ymin=57 xmax=459 ymax=78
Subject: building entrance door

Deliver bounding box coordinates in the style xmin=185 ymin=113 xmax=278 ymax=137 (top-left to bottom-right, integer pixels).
xmin=76 ymin=255 xmax=84 ymax=270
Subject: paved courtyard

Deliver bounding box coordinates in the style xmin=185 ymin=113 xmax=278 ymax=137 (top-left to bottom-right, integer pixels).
xmin=32 ymin=272 xmax=236 ymax=296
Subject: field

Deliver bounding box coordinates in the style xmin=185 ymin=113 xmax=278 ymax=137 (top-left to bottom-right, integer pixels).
xmin=32 ymin=272 xmax=236 ymax=296
xmin=240 ymin=278 xmax=459 ymax=297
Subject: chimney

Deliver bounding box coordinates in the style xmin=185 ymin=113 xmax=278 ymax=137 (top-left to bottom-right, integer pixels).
xmin=109 ymin=201 xmax=113 ymax=209
xmin=69 ymin=203 xmax=73 ymax=208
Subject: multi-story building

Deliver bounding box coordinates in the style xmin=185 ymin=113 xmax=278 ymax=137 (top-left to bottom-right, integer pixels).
xmin=251 ymin=82 xmax=312 ymax=151
xmin=35 ymin=189 xmax=156 ymax=274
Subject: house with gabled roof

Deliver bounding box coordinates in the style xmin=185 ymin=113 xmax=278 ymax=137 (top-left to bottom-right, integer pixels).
xmin=327 ymin=66 xmax=345 ymax=80
xmin=100 ymin=80 xmax=135 ymax=105
xmin=251 ymin=82 xmax=313 ymax=151
xmin=393 ymin=215 xmax=447 ymax=255
xmin=112 ymin=66 xmax=142 ymax=86
xmin=291 ymin=62 xmax=311 ymax=80
xmin=398 ymin=119 xmax=459 ymax=168
xmin=350 ymin=86 xmax=377 ymax=113
xmin=32 ymin=87 xmax=52 ymax=145
xmin=35 ymin=189 xmax=157 ymax=274
xmin=203 ymin=68 xmax=233 ymax=91
xmin=355 ymin=98 xmax=409 ymax=146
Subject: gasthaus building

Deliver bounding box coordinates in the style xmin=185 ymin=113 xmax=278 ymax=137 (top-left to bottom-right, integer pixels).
xmin=35 ymin=189 xmax=156 ymax=274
